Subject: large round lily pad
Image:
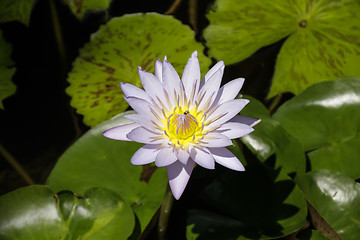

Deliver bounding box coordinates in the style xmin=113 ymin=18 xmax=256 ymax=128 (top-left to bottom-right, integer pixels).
xmin=204 ymin=0 xmax=360 ymax=97
xmin=67 ymin=13 xmax=211 ymax=126
xmin=0 ymin=185 xmax=134 ymax=240
xmin=297 ymin=170 xmax=360 ymax=240
xmin=273 ymin=78 xmax=360 ymax=179
xmin=64 ymin=0 xmax=111 ymax=20
xmin=47 ymin=111 xmax=168 ymax=232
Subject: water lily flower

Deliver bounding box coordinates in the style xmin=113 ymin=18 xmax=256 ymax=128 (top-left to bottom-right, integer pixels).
xmin=103 ymin=51 xmax=260 ymax=199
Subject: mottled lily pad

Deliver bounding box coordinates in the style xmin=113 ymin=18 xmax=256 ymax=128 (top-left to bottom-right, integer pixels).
xmin=64 ymin=0 xmax=111 ymax=20
xmin=0 ymin=29 xmax=16 ymax=109
xmin=67 ymin=13 xmax=211 ymax=127
xmin=273 ymin=78 xmax=360 ymax=179
xmin=204 ymin=0 xmax=360 ymax=97
xmin=0 ymin=0 xmax=35 ymax=25
xmin=0 ymin=185 xmax=135 ymax=240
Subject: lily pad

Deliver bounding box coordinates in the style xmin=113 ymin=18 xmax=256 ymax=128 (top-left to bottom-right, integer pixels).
xmin=64 ymin=0 xmax=111 ymax=20
xmin=0 ymin=29 xmax=16 ymax=109
xmin=67 ymin=13 xmax=211 ymax=127
xmin=0 ymin=0 xmax=35 ymax=25
xmin=297 ymin=170 xmax=360 ymax=240
xmin=188 ymin=165 xmax=307 ymax=239
xmin=273 ymin=78 xmax=360 ymax=179
xmin=47 ymin=111 xmax=168 ymax=232
xmin=240 ymin=96 xmax=305 ymax=175
xmin=204 ymin=0 xmax=360 ymax=97
xmin=0 ymin=185 xmax=134 ymax=240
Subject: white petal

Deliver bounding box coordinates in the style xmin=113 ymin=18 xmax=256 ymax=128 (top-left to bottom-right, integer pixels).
xmin=162 ymin=59 xmax=181 ymax=107
xmin=155 ymin=147 xmax=177 ymax=167
xmin=124 ymin=114 xmax=163 ymax=133
xmin=190 ymin=147 xmax=215 ymax=169
xmin=138 ymin=67 xmax=169 ymax=111
xmin=154 ymin=59 xmax=163 ymax=82
xmin=127 ymin=127 xmax=163 ymax=144
xmin=182 ymin=51 xmax=200 ymax=101
xmin=124 ymin=96 xmax=151 ymax=115
xmin=167 ymin=159 xmax=195 ymax=199
xmin=120 ymin=82 xmax=150 ymax=102
xmin=103 ymin=123 xmax=140 ymax=141
xmin=209 ymin=147 xmax=245 ymax=171
xmin=217 ymin=122 xmax=254 ymax=139
xmin=201 ymin=61 xmax=224 ymax=87
xmin=206 ymin=99 xmax=250 ymax=129
xmin=230 ymin=115 xmax=261 ymax=127
xmin=131 ymin=144 xmax=160 ymax=165
xmin=216 ymin=78 xmax=245 ymax=105
xmin=201 ymin=132 xmax=233 ymax=148
xmin=176 ymin=148 xmax=190 ymax=164
xmin=197 ymin=65 xmax=224 ymax=112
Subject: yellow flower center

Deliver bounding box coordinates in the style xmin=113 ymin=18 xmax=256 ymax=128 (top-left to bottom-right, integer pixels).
xmin=164 ymin=108 xmax=204 ymax=148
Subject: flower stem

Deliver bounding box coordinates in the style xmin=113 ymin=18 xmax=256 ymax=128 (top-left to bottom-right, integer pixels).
xmin=164 ymin=0 xmax=183 ymax=14
xmin=189 ymin=0 xmax=198 ymax=33
xmin=268 ymin=93 xmax=282 ymax=114
xmin=158 ymin=184 xmax=174 ymax=240
xmin=0 ymin=144 xmax=35 ymax=185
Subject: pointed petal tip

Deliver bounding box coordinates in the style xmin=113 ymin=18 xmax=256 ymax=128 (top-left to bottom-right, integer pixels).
xmin=251 ymin=118 xmax=262 ymax=127
xmin=191 ymin=51 xmax=198 ymax=58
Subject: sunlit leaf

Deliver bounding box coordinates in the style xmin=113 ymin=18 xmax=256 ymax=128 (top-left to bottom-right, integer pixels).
xmin=240 ymin=96 xmax=305 ymax=175
xmin=188 ymin=165 xmax=308 ymax=239
xmin=0 ymin=29 xmax=16 ymax=109
xmin=0 ymin=185 xmax=134 ymax=240
xmin=297 ymin=170 xmax=360 ymax=240
xmin=273 ymin=78 xmax=360 ymax=179
xmin=0 ymin=0 xmax=36 ymax=25
xmin=47 ymin=111 xmax=168 ymax=232
xmin=204 ymin=0 xmax=360 ymax=97
xmin=67 ymin=13 xmax=211 ymax=127
xmin=64 ymin=0 xmax=111 ymax=20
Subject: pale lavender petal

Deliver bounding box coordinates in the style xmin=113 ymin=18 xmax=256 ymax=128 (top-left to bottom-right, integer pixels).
xmin=167 ymin=159 xmax=195 ymax=199
xmin=190 ymin=147 xmax=215 ymax=169
xmin=120 ymin=82 xmax=150 ymax=102
xmin=127 ymin=127 xmax=164 ymax=144
xmin=162 ymin=59 xmax=181 ymax=107
xmin=176 ymin=148 xmax=190 ymax=164
xmin=155 ymin=147 xmax=177 ymax=167
xmin=206 ymin=99 xmax=250 ymax=129
xmin=230 ymin=115 xmax=261 ymax=127
xmin=182 ymin=51 xmax=200 ymax=100
xmin=215 ymin=78 xmax=245 ymax=105
xmin=138 ymin=67 xmax=169 ymax=111
xmin=154 ymin=59 xmax=163 ymax=82
xmin=123 ymin=96 xmax=152 ymax=115
xmin=131 ymin=144 xmax=160 ymax=165
xmin=197 ymin=65 xmax=224 ymax=112
xmin=124 ymin=114 xmax=164 ymax=133
xmin=209 ymin=147 xmax=245 ymax=171
xmin=103 ymin=123 xmax=140 ymax=141
xmin=201 ymin=132 xmax=233 ymax=148
xmin=201 ymin=61 xmax=224 ymax=87
xmin=217 ymin=122 xmax=254 ymax=139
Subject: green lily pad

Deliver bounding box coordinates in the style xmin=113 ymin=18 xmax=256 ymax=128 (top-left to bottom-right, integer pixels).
xmin=0 ymin=185 xmax=134 ymax=240
xmin=0 ymin=0 xmax=35 ymax=25
xmin=47 ymin=111 xmax=168 ymax=232
xmin=273 ymin=78 xmax=360 ymax=179
xmin=240 ymin=96 xmax=305 ymax=175
xmin=188 ymin=165 xmax=307 ymax=239
xmin=204 ymin=0 xmax=360 ymax=97
xmin=0 ymin=29 xmax=16 ymax=109
xmin=67 ymin=13 xmax=211 ymax=127
xmin=64 ymin=0 xmax=111 ymax=20
xmin=297 ymin=170 xmax=360 ymax=240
